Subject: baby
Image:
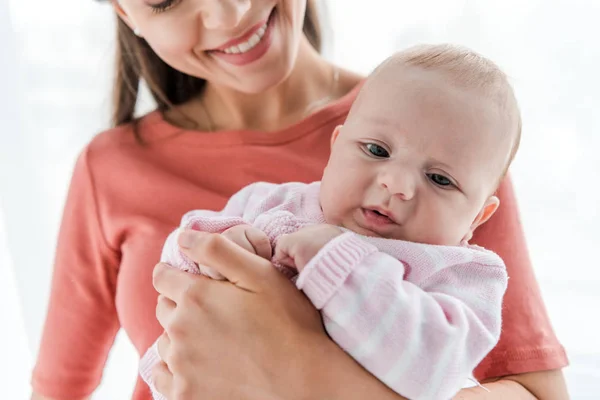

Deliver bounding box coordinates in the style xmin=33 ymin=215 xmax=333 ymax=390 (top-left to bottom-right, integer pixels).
xmin=141 ymin=44 xmax=521 ymax=400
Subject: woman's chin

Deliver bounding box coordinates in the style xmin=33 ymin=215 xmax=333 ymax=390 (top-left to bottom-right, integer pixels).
xmin=232 ymin=64 xmax=295 ymax=94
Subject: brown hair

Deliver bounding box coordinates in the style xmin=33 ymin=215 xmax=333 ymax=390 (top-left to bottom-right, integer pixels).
xmin=108 ymin=0 xmax=323 ymax=139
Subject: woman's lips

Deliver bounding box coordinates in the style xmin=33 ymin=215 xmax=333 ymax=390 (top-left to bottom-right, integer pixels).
xmin=208 ymin=8 xmax=276 ymax=66
xmin=212 ymin=17 xmax=269 ymax=52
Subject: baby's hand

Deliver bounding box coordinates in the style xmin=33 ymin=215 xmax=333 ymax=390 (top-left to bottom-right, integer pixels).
xmin=273 ymin=224 xmax=343 ymax=271
xmin=221 ymin=225 xmax=272 ymax=260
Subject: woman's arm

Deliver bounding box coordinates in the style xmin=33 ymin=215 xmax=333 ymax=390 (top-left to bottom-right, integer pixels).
xmin=454 ymin=369 xmax=569 ymax=399
xmin=503 ymin=369 xmax=569 ymax=399
xmin=31 ymin=149 xmax=121 ymax=399
xmin=294 ymin=355 xmax=568 ymax=400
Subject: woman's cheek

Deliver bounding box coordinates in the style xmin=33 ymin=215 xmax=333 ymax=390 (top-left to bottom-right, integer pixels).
xmin=279 ymin=0 xmax=307 ymax=29
xmin=148 ymin=19 xmax=200 ymax=59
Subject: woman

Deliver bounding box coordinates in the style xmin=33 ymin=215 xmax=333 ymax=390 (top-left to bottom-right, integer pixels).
xmin=32 ymin=0 xmax=569 ymax=399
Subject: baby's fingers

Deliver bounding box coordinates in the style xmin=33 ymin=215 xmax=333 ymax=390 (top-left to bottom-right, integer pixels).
xmin=273 ymin=235 xmax=297 ymax=269
xmin=222 ymin=225 xmax=256 ymax=254
xmin=244 ymin=227 xmax=272 ymax=260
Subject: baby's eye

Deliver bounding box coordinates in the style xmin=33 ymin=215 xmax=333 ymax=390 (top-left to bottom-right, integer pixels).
xmin=365 ymin=143 xmax=390 ymax=158
xmin=428 ymin=173 xmax=453 ymax=187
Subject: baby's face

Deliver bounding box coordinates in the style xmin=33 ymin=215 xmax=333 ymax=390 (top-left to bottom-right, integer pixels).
xmin=320 ymin=66 xmax=515 ymax=245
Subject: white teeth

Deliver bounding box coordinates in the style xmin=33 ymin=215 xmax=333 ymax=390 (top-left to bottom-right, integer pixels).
xmin=222 ymin=21 xmax=268 ymax=54
xmin=248 ymin=33 xmax=261 ymax=47
xmin=238 ymin=41 xmax=251 ymax=53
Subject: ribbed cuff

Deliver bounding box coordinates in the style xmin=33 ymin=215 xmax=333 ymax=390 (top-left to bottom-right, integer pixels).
xmin=139 ymin=341 xmax=167 ymax=400
xmin=296 ymin=232 xmax=377 ymax=309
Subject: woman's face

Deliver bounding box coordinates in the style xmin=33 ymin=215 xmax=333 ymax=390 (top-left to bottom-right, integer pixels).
xmin=116 ymin=0 xmax=308 ymax=93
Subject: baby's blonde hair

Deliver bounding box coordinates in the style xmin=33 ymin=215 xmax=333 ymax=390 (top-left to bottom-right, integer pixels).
xmin=365 ymin=44 xmax=522 ymax=182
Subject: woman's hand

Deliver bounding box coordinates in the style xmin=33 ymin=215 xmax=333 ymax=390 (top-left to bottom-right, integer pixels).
xmin=273 ymin=224 xmax=343 ymax=271
xmin=151 ymin=229 xmax=407 ymax=400
xmin=150 ymin=230 xmax=330 ymax=400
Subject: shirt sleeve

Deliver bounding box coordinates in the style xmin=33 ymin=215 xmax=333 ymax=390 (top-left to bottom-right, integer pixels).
xmin=31 ymin=147 xmax=121 ymax=399
xmin=472 ymin=175 xmax=569 ymax=379
xmin=296 ymin=232 xmax=508 ymax=400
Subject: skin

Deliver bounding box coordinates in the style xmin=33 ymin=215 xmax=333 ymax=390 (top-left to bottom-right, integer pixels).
xmin=32 ymin=0 xmax=568 ymax=399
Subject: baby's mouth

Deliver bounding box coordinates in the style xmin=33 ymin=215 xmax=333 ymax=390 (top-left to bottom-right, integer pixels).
xmin=362 ymin=208 xmax=397 ymax=225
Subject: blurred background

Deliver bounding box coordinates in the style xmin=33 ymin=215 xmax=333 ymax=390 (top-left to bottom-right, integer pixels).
xmin=1 ymin=0 xmax=598 ymax=398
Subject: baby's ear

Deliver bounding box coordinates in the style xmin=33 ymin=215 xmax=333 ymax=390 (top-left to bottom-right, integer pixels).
xmin=330 ymin=125 xmax=343 ymax=148
xmin=462 ymin=196 xmax=500 ymax=243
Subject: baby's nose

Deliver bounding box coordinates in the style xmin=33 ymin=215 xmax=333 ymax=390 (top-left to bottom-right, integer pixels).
xmin=380 ymin=173 xmax=415 ymax=201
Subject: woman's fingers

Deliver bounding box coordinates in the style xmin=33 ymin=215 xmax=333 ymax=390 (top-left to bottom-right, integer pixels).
xmin=152 ymin=262 xmax=209 ymax=304
xmin=156 ymin=295 xmax=176 ymax=330
xmin=151 ymin=361 xmax=173 ymax=398
xmin=156 ymin=333 xmax=171 ymax=362
xmin=178 ymin=229 xmax=272 ymax=291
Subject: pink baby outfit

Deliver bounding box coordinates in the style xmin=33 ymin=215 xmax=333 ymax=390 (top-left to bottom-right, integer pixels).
xmin=140 ymin=181 xmax=508 ymax=400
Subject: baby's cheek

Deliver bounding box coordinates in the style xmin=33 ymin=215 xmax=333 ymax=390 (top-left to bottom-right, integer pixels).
xmin=415 ymin=213 xmax=463 ymax=246
xmin=321 ymin=199 xmax=341 ymax=225
xmin=320 ymin=196 xmax=348 ymax=228
xmin=321 ymin=170 xmax=362 ymax=225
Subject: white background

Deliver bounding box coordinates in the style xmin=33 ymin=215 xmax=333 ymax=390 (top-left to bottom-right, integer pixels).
xmin=1 ymin=0 xmax=599 ymax=398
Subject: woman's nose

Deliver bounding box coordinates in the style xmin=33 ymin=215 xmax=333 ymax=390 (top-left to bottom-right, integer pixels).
xmin=200 ymin=0 xmax=251 ymax=30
